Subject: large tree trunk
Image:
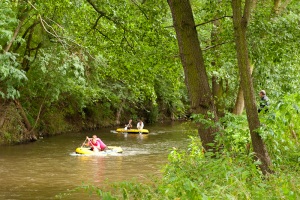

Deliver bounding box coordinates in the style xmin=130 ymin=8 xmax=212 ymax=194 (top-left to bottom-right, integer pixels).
xmin=231 ymin=0 xmax=272 ymax=174
xmin=167 ymin=0 xmax=219 ymax=150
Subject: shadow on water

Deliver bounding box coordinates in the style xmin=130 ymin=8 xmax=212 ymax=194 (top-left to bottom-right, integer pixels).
xmin=0 ymin=121 xmax=195 ymax=199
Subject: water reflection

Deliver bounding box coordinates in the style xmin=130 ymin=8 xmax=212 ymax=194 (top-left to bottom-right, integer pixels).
xmin=122 ymin=132 xmax=149 ymax=142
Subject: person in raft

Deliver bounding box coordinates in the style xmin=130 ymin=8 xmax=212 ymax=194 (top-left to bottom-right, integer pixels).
xmin=124 ymin=119 xmax=133 ymax=130
xmin=86 ymin=135 xmax=107 ymax=152
xmin=137 ymin=119 xmax=144 ymax=130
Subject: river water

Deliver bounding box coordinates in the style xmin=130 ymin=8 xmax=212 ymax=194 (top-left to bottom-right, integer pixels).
xmin=0 ymin=122 xmax=194 ymax=199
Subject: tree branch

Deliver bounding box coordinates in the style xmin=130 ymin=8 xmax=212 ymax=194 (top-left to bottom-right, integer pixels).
xmin=130 ymin=0 xmax=149 ymax=20
xmin=95 ymin=28 xmax=114 ymax=42
xmin=92 ymin=15 xmax=103 ymax=29
xmin=3 ymin=12 xmax=29 ymax=52
xmin=86 ymin=0 xmax=106 ymax=16
xmin=203 ymin=40 xmax=234 ymax=51
xmin=86 ymin=0 xmax=125 ymax=28
xmin=195 ymin=16 xmax=233 ymax=27
xmin=39 ymin=15 xmax=68 ymax=48
xmin=85 ymin=0 xmax=129 ymax=40
xmin=121 ymin=29 xmax=134 ymax=52
xmin=14 ymin=20 xmax=40 ymax=52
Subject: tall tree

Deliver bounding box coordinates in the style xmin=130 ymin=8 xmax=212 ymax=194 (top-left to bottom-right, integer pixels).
xmin=231 ymin=0 xmax=272 ymax=174
xmin=167 ymin=0 xmax=219 ymax=150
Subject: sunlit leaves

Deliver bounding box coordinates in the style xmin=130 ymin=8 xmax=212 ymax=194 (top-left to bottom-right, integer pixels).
xmin=0 ymin=51 xmax=27 ymax=99
xmin=250 ymin=1 xmax=300 ymax=97
xmin=0 ymin=0 xmax=18 ymax=46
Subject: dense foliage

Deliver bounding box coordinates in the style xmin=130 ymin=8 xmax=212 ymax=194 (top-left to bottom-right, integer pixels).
xmin=0 ymin=0 xmax=188 ymax=141
xmin=2 ymin=0 xmax=300 ymax=198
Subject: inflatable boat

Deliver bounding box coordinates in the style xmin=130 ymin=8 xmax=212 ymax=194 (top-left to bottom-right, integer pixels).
xmin=75 ymin=146 xmax=123 ymax=155
xmin=116 ymin=128 xmax=149 ymax=134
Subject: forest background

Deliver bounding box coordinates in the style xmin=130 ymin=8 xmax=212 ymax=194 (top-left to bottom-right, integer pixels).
xmin=1 ymin=0 xmax=300 ymax=198
xmin=1 ymin=0 xmax=298 ymax=145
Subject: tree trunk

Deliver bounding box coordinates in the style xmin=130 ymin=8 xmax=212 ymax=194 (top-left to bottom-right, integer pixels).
xmin=273 ymin=0 xmax=281 ymax=14
xmin=167 ymin=0 xmax=219 ymax=151
xmin=212 ymin=75 xmax=225 ymax=117
xmin=231 ymin=0 xmax=272 ymax=174
xmin=14 ymin=100 xmax=32 ymax=132
xmin=233 ymin=83 xmax=244 ymax=115
xmin=3 ymin=12 xmax=28 ymax=53
xmin=272 ymin=0 xmax=291 ymax=15
xmin=233 ymin=64 xmax=253 ymax=115
xmin=0 ymin=101 xmax=9 ymax=128
xmin=211 ymin=16 xmax=225 ymax=117
xmin=115 ymin=101 xmax=125 ymax=125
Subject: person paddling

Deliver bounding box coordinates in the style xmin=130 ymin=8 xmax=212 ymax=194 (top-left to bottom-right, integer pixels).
xmin=124 ymin=119 xmax=133 ymax=130
xmin=86 ymin=135 xmax=107 ymax=152
xmin=137 ymin=119 xmax=144 ymax=130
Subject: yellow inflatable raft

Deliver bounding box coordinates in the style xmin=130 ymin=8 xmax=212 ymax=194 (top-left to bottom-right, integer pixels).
xmin=116 ymin=128 xmax=149 ymax=134
xmin=75 ymin=146 xmax=123 ymax=155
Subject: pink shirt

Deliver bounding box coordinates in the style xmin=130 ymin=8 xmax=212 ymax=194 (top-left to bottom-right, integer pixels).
xmin=89 ymin=139 xmax=106 ymax=150
xmin=89 ymin=140 xmax=100 ymax=149
xmin=98 ymin=139 xmax=107 ymax=150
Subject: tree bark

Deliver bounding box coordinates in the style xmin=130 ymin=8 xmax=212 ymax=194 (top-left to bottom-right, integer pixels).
xmin=212 ymin=75 xmax=225 ymax=117
xmin=14 ymin=100 xmax=32 ymax=132
xmin=211 ymin=16 xmax=226 ymax=117
xmin=3 ymin=11 xmax=29 ymax=53
xmin=232 ymin=83 xmax=244 ymax=115
xmin=0 ymin=101 xmax=9 ymax=128
xmin=272 ymin=0 xmax=291 ymax=15
xmin=168 ymin=0 xmax=219 ymax=151
xmin=273 ymin=0 xmax=281 ymax=14
xmin=231 ymin=0 xmax=272 ymax=174
xmin=233 ymin=64 xmax=253 ymax=115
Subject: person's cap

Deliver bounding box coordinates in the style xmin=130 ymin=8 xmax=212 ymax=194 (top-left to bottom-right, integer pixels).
xmin=259 ymin=90 xmax=266 ymax=95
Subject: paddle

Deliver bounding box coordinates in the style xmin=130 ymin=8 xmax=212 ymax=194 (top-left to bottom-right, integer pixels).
xmin=81 ymin=138 xmax=88 ymax=148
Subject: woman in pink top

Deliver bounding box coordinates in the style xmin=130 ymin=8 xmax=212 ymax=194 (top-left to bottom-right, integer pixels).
xmin=86 ymin=135 xmax=107 ymax=152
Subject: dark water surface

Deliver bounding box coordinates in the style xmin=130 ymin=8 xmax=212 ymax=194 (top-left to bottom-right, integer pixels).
xmin=0 ymin=122 xmax=194 ymax=199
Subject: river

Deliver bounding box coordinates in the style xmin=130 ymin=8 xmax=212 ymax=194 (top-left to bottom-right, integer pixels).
xmin=0 ymin=121 xmax=193 ymax=199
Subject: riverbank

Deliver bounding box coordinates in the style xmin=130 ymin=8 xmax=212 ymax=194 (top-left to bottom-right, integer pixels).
xmin=0 ymin=101 xmax=182 ymax=145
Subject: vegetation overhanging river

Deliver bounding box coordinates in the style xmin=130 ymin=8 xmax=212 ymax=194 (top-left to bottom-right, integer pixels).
xmin=0 ymin=122 xmax=192 ymax=199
